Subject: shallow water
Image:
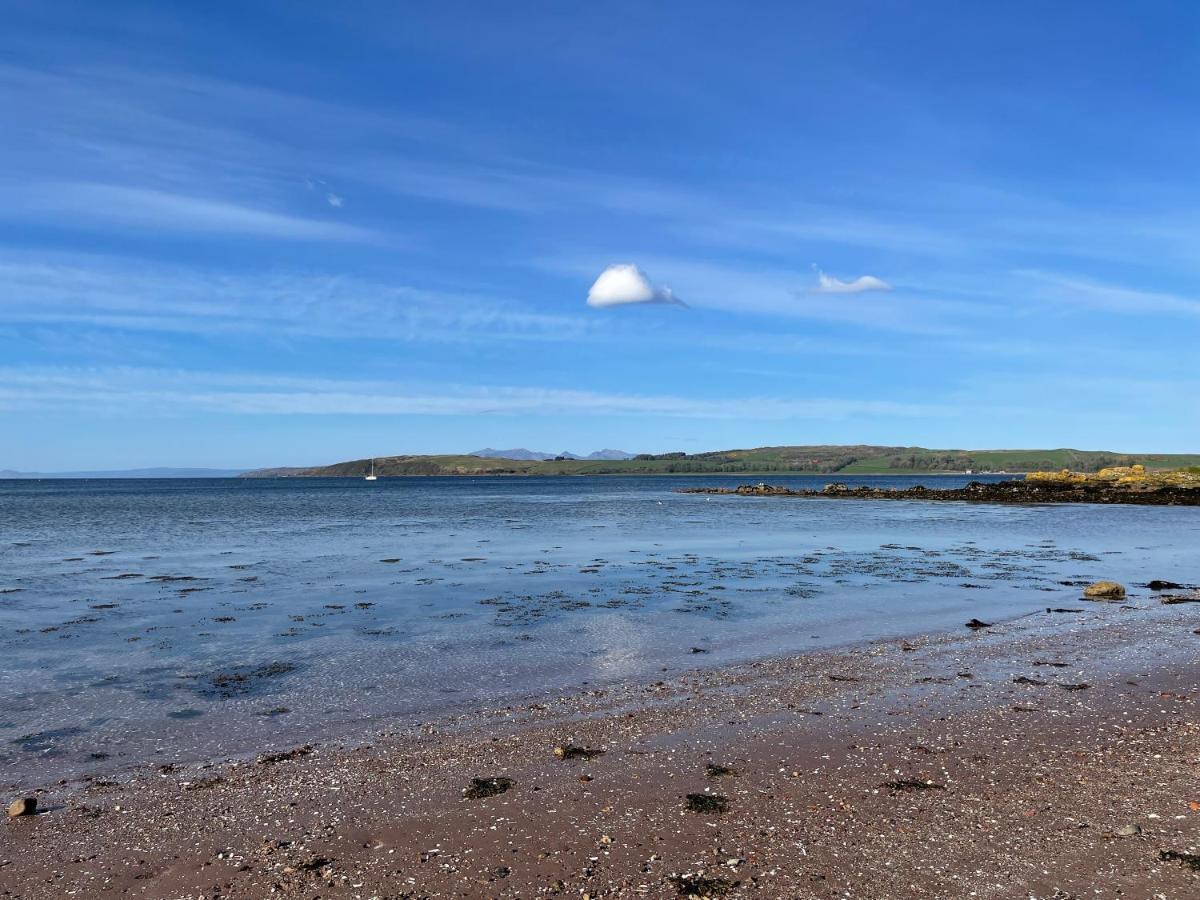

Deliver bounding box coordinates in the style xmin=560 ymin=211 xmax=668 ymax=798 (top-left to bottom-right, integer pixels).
xmin=2 ymin=474 xmax=1197 ymax=783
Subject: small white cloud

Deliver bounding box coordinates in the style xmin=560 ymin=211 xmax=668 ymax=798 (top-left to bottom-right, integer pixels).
xmin=586 ymin=264 xmax=684 ymax=308
xmin=811 ymin=266 xmax=891 ymax=294
xmin=326 ymin=192 xmax=344 ymax=208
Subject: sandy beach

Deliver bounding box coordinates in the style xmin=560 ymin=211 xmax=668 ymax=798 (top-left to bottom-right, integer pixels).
xmin=3 ymin=590 xmax=1199 ymax=899
xmin=8 ymin=0 xmax=1200 ymax=896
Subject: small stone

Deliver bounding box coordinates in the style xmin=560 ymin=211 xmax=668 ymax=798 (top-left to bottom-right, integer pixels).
xmin=1114 ymin=824 xmax=1141 ymax=837
xmin=6 ymin=797 xmax=36 ymax=818
xmin=1083 ymin=581 xmax=1125 ymax=600
xmin=599 ymin=834 xmax=613 ymax=845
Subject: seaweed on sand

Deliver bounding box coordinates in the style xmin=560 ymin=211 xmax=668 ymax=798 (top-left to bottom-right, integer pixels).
xmin=553 ymin=744 xmax=605 ymax=760
xmin=464 ymin=776 xmax=513 ymax=800
xmin=685 ymin=793 xmax=728 ymax=813
xmin=705 ymin=762 xmax=738 ymax=778
xmin=669 ymin=873 xmax=738 ymax=897
xmin=884 ymin=778 xmax=945 ymax=793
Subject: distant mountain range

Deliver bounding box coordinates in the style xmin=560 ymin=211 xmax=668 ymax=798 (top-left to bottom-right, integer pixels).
xmin=470 ymin=448 xmax=635 ymax=461
xmin=0 ymin=467 xmax=247 ymax=479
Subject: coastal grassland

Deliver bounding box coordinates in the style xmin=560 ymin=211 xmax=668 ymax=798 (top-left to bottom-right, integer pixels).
xmin=243 ymin=445 xmax=1200 ymax=478
xmin=839 ymin=448 xmax=1200 ymax=474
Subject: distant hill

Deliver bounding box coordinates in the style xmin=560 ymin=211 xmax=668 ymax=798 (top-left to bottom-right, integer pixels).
xmin=471 ymin=448 xmax=634 ymax=461
xmin=586 ymin=449 xmax=637 ymax=460
xmin=0 ymin=467 xmax=247 ymax=479
xmin=242 ymin=445 xmax=1200 ymax=478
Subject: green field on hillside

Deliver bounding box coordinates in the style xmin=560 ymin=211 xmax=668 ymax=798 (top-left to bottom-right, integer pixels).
xmin=244 ymin=446 xmax=1200 ymax=478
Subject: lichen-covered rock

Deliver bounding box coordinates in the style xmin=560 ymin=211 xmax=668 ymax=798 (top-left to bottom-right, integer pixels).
xmin=1083 ymin=581 xmax=1126 ymax=600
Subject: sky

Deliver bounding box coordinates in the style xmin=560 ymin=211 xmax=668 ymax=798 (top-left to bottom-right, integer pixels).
xmin=2 ymin=1 xmax=1198 ymax=470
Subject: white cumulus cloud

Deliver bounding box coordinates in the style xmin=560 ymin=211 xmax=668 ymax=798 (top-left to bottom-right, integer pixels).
xmin=811 ymin=266 xmax=891 ymax=294
xmin=586 ymin=264 xmax=684 ymax=308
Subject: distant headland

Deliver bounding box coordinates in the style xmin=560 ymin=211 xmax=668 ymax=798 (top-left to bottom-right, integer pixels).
xmin=678 ymin=465 xmax=1200 ymax=506
xmin=241 ymin=445 xmax=1200 ymax=478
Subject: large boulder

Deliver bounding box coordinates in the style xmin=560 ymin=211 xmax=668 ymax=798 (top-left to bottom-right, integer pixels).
xmin=1083 ymin=581 xmax=1126 ymax=600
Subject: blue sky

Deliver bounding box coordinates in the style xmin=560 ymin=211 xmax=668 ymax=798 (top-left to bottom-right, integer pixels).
xmin=2 ymin=1 xmax=1198 ymax=469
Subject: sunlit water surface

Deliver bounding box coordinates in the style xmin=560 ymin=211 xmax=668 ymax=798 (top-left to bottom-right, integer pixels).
xmin=2 ymin=475 xmax=1197 ymax=782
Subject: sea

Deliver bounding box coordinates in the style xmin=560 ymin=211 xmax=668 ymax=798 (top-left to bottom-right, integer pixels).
xmin=2 ymin=474 xmax=1197 ymax=784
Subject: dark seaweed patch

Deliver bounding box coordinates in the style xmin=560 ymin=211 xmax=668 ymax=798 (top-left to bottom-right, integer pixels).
xmin=884 ymin=778 xmax=945 ymax=793
xmin=464 ymin=776 xmax=513 ymax=799
xmin=669 ymin=874 xmax=737 ymax=897
xmin=1161 ymin=849 xmax=1200 ymax=871
xmin=685 ymin=793 xmax=728 ymax=813
xmin=554 ymin=745 xmax=605 ymax=761
xmin=11 ymin=725 xmax=89 ymax=753
xmin=197 ymin=661 xmax=297 ymax=698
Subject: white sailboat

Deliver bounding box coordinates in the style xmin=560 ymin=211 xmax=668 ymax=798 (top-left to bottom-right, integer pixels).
xmin=364 ymin=458 xmax=378 ymax=481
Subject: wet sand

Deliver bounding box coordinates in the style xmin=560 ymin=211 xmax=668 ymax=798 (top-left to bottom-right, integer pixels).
xmin=3 ymin=599 xmax=1200 ymax=899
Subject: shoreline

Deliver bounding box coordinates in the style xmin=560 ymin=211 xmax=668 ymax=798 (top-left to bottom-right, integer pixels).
xmin=238 ymin=471 xmax=1021 ymax=480
xmin=4 ymin=595 xmax=1199 ymax=897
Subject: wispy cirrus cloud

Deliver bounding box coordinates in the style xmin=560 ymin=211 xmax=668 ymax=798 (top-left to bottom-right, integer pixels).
xmin=6 ymin=182 xmax=376 ymax=243
xmin=0 ymin=254 xmax=587 ymax=343
xmin=1014 ymin=270 xmax=1200 ymax=317
xmin=0 ymin=64 xmax=404 ymax=244
xmin=0 ymin=365 xmax=957 ymax=421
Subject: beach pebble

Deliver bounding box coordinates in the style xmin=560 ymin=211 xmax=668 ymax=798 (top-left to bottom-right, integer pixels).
xmin=1083 ymin=581 xmax=1125 ymax=600
xmin=1115 ymin=824 xmax=1141 ymax=837
xmin=6 ymin=797 xmax=36 ymax=818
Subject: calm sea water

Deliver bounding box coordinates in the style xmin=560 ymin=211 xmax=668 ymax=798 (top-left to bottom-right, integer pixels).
xmin=2 ymin=474 xmax=1197 ymax=784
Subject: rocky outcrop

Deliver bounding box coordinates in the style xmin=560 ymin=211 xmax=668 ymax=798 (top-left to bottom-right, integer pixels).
xmin=1083 ymin=581 xmax=1126 ymax=600
xmin=676 ymin=479 xmax=1200 ymax=506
